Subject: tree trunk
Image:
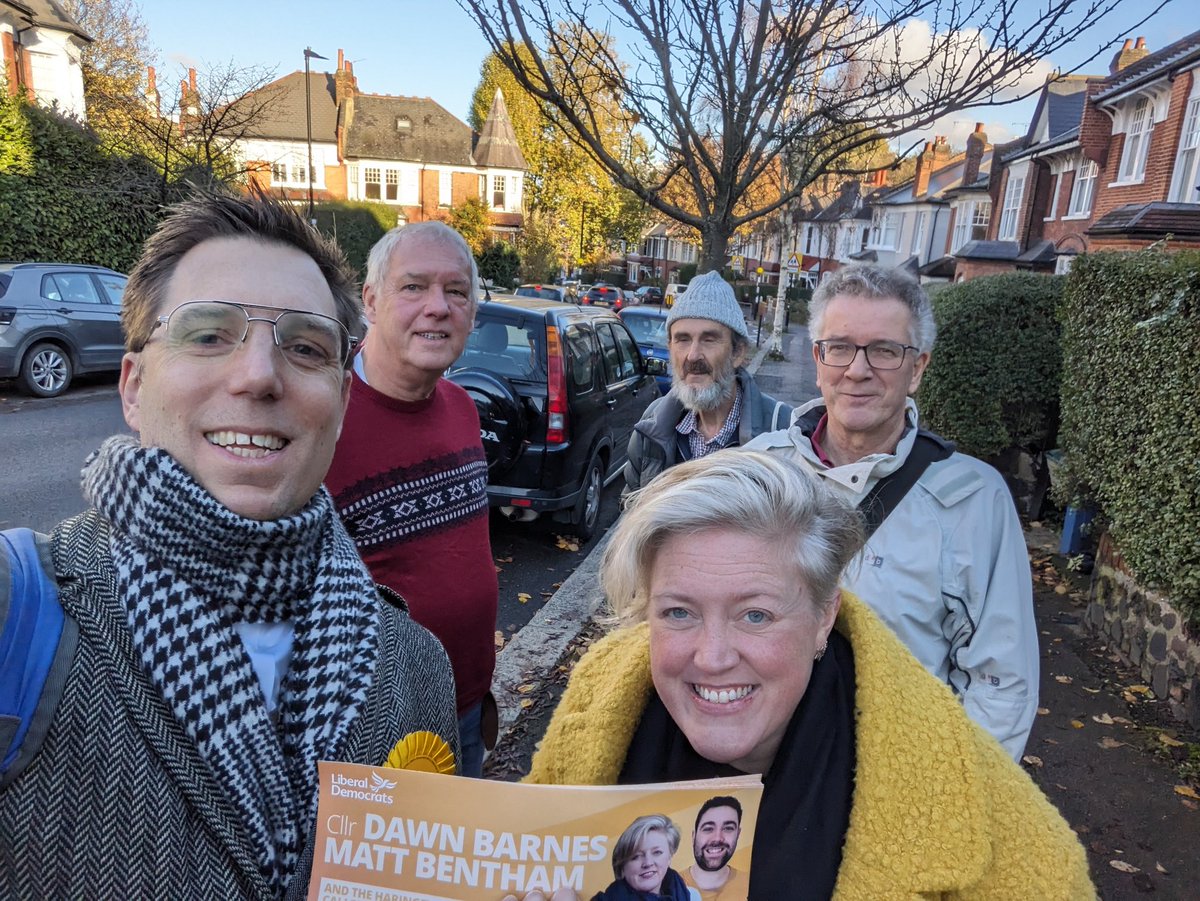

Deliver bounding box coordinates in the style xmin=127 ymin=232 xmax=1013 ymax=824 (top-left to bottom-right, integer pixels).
xmin=697 ymin=225 xmax=732 ymax=274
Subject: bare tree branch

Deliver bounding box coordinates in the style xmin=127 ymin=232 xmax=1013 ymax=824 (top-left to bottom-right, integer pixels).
xmin=458 ymin=0 xmax=1173 ymax=269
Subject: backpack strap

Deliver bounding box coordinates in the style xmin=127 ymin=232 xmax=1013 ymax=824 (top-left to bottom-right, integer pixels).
xmin=0 ymin=527 xmax=78 ymax=786
xmin=858 ymin=430 xmax=955 ymax=541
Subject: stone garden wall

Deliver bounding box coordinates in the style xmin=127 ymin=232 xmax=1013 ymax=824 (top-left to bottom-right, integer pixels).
xmin=1088 ymin=532 xmax=1200 ymax=728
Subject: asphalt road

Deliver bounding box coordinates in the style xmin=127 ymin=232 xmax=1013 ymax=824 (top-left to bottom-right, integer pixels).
xmin=0 ymin=378 xmax=128 ymax=531
xmin=0 ymin=376 xmax=615 ymax=634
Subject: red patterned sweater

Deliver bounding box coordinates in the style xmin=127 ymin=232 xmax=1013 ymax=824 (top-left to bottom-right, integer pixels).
xmin=327 ymin=375 xmax=497 ymax=715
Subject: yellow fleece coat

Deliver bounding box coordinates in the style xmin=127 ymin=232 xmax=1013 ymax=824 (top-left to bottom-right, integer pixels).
xmin=527 ymin=593 xmax=1095 ymax=900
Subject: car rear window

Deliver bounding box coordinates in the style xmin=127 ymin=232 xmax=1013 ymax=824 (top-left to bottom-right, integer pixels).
xmin=453 ymin=319 xmax=541 ymax=380
xmin=515 ymin=286 xmax=562 ymax=300
xmin=0 ymin=273 xmax=9 ymax=298
xmin=96 ymin=274 xmax=126 ymax=306
xmin=563 ymin=325 xmax=596 ymax=391
xmin=622 ymin=314 xmax=668 ymax=347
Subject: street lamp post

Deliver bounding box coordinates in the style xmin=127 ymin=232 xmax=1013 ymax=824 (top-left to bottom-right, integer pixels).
xmin=303 ymin=47 xmax=327 ymax=222
xmin=578 ymin=202 xmax=589 ymax=276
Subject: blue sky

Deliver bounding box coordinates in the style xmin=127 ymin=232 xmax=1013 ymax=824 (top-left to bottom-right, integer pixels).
xmin=137 ymin=0 xmax=1188 ymax=146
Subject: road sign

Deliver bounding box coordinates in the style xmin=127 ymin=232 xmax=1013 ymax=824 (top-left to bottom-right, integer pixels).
xmin=786 ymin=253 xmax=800 ymax=273
xmin=731 ymin=255 xmax=744 ymax=272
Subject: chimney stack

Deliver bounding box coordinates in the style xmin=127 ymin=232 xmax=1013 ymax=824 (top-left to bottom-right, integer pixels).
xmin=962 ymin=122 xmax=988 ymax=186
xmin=1110 ymin=36 xmax=1150 ymax=74
xmin=144 ymin=65 xmax=160 ymax=116
xmin=334 ymin=50 xmax=357 ymax=107
xmin=914 ymin=140 xmax=934 ymax=197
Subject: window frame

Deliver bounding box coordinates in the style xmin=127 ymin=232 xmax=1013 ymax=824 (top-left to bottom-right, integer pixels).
xmin=1118 ymin=96 xmax=1152 ymax=183
xmin=1169 ymin=96 xmax=1200 ymax=203
xmin=1066 ymin=160 xmax=1098 ymax=218
xmin=997 ymin=175 xmax=1025 ymax=241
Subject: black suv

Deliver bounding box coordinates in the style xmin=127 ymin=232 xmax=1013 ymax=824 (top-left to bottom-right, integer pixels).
xmin=448 ymin=297 xmax=662 ymax=538
xmin=0 ymin=262 xmax=128 ymax=397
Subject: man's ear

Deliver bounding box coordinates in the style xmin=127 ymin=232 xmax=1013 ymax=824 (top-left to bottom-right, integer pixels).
xmin=362 ymin=282 xmax=380 ymax=325
xmin=908 ymin=350 xmax=931 ymax=395
xmin=119 ymin=353 xmax=143 ymax=433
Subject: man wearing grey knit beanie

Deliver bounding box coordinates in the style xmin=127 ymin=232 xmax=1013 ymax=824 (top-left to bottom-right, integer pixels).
xmin=624 ymin=270 xmax=791 ymax=492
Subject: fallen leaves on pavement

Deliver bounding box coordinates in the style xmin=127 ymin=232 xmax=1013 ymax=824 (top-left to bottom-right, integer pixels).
xmin=1108 ymin=860 xmax=1141 ymax=874
xmin=1174 ymin=784 xmax=1200 ymax=800
xmin=1022 ymin=755 xmax=1044 ymax=768
xmin=1092 ymin=713 xmax=1115 ymax=725
xmin=554 ymin=535 xmax=580 ymax=552
xmin=1055 ymin=675 xmax=1073 ymax=684
xmin=517 ymin=592 xmax=531 ymax=604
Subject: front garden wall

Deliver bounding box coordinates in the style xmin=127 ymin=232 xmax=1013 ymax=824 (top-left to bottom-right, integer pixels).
xmin=1089 ymin=532 xmax=1200 ymax=728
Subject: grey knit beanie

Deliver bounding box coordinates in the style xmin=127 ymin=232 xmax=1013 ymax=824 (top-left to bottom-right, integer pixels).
xmin=666 ymin=270 xmax=748 ymax=339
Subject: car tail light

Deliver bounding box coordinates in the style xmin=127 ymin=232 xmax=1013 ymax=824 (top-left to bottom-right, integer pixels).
xmin=545 ymin=324 xmax=569 ymax=445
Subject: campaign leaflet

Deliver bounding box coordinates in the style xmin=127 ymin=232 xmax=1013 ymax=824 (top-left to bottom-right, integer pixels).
xmin=308 ymin=762 xmax=762 ymax=901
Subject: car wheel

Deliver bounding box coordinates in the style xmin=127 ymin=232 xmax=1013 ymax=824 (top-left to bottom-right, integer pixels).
xmin=571 ymin=457 xmax=604 ymax=541
xmin=19 ymin=342 xmax=73 ymax=398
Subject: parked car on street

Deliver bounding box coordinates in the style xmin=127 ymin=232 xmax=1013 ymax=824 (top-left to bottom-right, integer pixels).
xmin=579 ymin=283 xmax=628 ymax=310
xmin=664 ymin=282 xmax=688 ymax=309
xmin=634 ymin=285 xmax=664 ymax=305
xmin=447 ymin=297 xmax=659 ymax=538
xmin=618 ymin=306 xmax=671 ymax=395
xmin=514 ymin=283 xmax=571 ymax=302
xmin=0 ymin=262 xmax=128 ymax=398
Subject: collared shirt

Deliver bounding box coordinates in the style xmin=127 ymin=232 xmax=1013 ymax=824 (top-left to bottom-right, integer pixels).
xmin=676 ymin=384 xmax=744 ymax=459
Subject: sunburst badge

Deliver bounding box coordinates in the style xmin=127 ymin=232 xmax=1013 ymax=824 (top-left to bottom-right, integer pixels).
xmin=384 ymin=731 xmax=456 ymax=774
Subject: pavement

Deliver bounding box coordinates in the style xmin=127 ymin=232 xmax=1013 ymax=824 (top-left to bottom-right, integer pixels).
xmin=486 ymin=315 xmax=1200 ymax=899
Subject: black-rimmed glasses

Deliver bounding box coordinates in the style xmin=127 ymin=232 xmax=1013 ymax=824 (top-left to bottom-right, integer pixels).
xmin=146 ymin=300 xmax=357 ymax=372
xmin=814 ymin=339 xmax=919 ymax=370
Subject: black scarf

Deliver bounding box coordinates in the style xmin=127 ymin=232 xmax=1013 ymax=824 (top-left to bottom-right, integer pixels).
xmin=591 ymin=868 xmax=693 ymax=901
xmin=81 ymin=435 xmax=378 ymax=893
xmin=619 ymin=629 xmax=856 ymax=901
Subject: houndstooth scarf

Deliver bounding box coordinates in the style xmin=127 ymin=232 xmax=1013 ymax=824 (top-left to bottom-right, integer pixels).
xmin=82 ymin=435 xmax=377 ymax=893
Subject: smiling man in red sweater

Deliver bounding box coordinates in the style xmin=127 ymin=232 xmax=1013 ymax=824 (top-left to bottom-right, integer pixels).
xmin=325 ymin=221 xmax=497 ymax=776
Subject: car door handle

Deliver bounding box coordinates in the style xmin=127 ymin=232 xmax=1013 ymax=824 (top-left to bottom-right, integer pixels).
xmin=56 ymin=307 xmax=73 ymax=314
xmin=605 ymin=398 xmax=617 ymax=408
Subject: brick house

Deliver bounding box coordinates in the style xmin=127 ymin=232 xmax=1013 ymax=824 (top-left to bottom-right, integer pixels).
xmin=954 ymin=31 xmax=1200 ymax=280
xmin=858 ymin=129 xmax=996 ymax=282
xmin=623 ymin=220 xmax=699 ymax=286
xmin=1 ymin=0 xmax=88 ymax=119
xmin=792 ymin=176 xmax=885 ymax=282
xmin=239 ymin=50 xmax=526 ymax=235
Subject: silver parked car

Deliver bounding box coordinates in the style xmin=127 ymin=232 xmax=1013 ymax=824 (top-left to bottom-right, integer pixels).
xmin=0 ymin=262 xmax=128 ymax=398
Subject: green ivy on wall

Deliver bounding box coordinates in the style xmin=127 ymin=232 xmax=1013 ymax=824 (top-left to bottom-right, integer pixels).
xmin=1059 ymin=248 xmax=1200 ymax=623
xmin=0 ymin=95 xmax=160 ymax=272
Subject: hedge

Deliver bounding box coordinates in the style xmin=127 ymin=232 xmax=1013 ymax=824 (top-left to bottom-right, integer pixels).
xmin=0 ymin=95 xmax=160 ymax=272
xmin=920 ymin=272 xmax=1063 ymax=457
xmin=310 ymin=201 xmax=398 ymax=277
xmin=1059 ymin=248 xmax=1200 ymax=622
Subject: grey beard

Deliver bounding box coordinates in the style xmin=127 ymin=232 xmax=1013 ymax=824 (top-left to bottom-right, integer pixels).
xmin=670 ymin=365 xmax=737 ymax=413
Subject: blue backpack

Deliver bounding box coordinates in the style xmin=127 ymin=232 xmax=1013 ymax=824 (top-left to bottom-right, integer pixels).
xmin=0 ymin=528 xmax=77 ymax=786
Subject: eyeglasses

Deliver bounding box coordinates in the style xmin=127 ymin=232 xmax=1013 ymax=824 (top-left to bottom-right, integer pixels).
xmin=146 ymin=301 xmax=357 ymax=372
xmin=814 ymin=339 xmax=919 ymax=371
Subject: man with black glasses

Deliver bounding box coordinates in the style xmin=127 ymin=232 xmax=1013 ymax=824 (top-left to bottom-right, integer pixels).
xmin=0 ymin=191 xmax=457 ymax=898
xmin=749 ymin=264 xmax=1038 ymax=761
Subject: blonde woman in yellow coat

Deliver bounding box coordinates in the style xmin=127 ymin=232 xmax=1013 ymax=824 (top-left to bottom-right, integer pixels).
xmin=526 ymin=451 xmax=1094 ymax=901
